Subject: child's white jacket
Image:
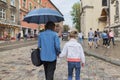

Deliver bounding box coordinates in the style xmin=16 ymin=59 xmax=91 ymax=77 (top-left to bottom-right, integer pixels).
xmin=60 ymin=38 xmax=85 ymax=64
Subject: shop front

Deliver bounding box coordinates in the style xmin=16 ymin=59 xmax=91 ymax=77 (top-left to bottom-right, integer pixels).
xmin=0 ymin=22 xmax=20 ymax=41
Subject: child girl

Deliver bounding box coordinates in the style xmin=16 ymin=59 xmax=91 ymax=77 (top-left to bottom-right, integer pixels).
xmin=59 ymin=30 xmax=85 ymax=80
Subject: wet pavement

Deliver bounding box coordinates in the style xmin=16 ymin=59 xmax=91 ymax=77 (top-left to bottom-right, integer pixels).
xmin=0 ymin=40 xmax=37 ymax=52
xmin=82 ymin=39 xmax=120 ymax=66
xmin=0 ymin=40 xmax=120 ymax=80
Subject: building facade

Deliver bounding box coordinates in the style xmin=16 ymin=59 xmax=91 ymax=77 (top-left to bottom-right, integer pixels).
xmin=20 ymin=0 xmax=63 ymax=38
xmin=80 ymin=0 xmax=109 ymax=38
xmin=80 ymin=0 xmax=120 ymax=39
xmin=0 ymin=0 xmax=63 ymax=40
xmin=109 ymin=0 xmax=120 ymax=40
xmin=19 ymin=0 xmax=41 ymax=38
xmin=0 ymin=0 xmax=20 ymax=40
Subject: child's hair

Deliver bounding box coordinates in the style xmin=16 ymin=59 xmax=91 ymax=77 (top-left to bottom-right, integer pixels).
xmin=69 ymin=31 xmax=78 ymax=38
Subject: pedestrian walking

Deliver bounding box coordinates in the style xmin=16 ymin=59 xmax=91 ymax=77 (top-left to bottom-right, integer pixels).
xmin=96 ymin=28 xmax=101 ymax=46
xmin=108 ymin=29 xmax=115 ymax=46
xmin=101 ymin=30 xmax=109 ymax=48
xmin=17 ymin=32 xmax=21 ymax=41
xmin=78 ymin=31 xmax=83 ymax=45
xmin=38 ymin=21 xmax=61 ymax=80
xmin=88 ymin=28 xmax=94 ymax=48
xmin=94 ymin=31 xmax=99 ymax=48
xmin=59 ymin=30 xmax=85 ymax=80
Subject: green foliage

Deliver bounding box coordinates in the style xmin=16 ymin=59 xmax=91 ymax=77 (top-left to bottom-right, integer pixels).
xmin=63 ymin=25 xmax=70 ymax=32
xmin=71 ymin=2 xmax=81 ymax=32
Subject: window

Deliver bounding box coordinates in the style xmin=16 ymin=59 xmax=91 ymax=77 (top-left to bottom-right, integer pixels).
xmin=114 ymin=1 xmax=119 ymax=23
xmin=115 ymin=1 xmax=119 ymax=16
xmin=0 ymin=8 xmax=6 ymax=19
xmin=23 ymin=0 xmax=26 ymax=8
xmin=11 ymin=11 xmax=15 ymax=22
xmin=102 ymin=0 xmax=107 ymax=6
xmin=1 ymin=0 xmax=6 ymax=2
xmin=37 ymin=0 xmax=41 ymax=4
xmin=29 ymin=3 xmax=32 ymax=10
xmin=11 ymin=0 xmax=15 ymax=6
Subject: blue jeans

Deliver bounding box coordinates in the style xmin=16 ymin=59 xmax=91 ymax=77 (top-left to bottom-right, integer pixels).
xmin=79 ymin=38 xmax=83 ymax=44
xmin=68 ymin=62 xmax=81 ymax=80
xmin=108 ymin=37 xmax=115 ymax=45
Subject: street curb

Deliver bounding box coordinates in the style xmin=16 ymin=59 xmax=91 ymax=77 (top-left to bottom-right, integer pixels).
xmin=0 ymin=39 xmax=36 ymax=46
xmin=84 ymin=48 xmax=120 ymax=66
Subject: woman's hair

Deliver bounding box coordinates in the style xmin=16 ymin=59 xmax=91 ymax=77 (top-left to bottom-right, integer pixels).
xmin=45 ymin=21 xmax=55 ymax=31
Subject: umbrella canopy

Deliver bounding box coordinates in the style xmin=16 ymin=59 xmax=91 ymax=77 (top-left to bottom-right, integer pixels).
xmin=23 ymin=8 xmax=64 ymax=24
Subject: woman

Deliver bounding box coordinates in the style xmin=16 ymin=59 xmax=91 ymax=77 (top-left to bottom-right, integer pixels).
xmin=38 ymin=21 xmax=61 ymax=80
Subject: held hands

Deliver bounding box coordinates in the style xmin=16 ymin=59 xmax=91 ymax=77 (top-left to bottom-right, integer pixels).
xmin=57 ymin=54 xmax=60 ymax=58
xmin=82 ymin=63 xmax=85 ymax=67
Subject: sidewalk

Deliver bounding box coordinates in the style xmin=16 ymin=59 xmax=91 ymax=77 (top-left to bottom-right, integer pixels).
xmin=82 ymin=40 xmax=120 ymax=66
xmin=0 ymin=38 xmax=36 ymax=46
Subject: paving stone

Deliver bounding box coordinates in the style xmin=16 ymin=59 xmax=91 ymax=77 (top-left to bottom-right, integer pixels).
xmin=0 ymin=42 xmax=120 ymax=80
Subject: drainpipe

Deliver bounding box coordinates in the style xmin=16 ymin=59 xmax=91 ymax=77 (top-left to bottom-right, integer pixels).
xmin=108 ymin=0 xmax=110 ymax=27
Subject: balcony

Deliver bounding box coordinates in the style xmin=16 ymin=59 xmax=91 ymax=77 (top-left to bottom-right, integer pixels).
xmin=99 ymin=16 xmax=107 ymax=21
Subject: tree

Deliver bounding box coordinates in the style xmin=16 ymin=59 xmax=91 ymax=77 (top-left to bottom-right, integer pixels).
xmin=63 ymin=24 xmax=70 ymax=32
xmin=71 ymin=2 xmax=81 ymax=32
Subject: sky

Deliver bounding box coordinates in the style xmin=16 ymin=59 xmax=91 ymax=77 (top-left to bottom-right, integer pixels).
xmin=51 ymin=0 xmax=80 ymax=27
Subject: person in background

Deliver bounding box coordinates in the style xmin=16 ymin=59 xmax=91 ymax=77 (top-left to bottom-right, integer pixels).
xmin=88 ymin=28 xmax=94 ymax=48
xmin=96 ymin=29 xmax=101 ymax=46
xmin=101 ymin=30 xmax=109 ymax=48
xmin=59 ymin=30 xmax=85 ymax=80
xmin=108 ymin=29 xmax=115 ymax=47
xmin=94 ymin=31 xmax=99 ymax=48
xmin=38 ymin=21 xmax=61 ymax=80
xmin=78 ymin=31 xmax=83 ymax=45
xmin=17 ymin=32 xmax=21 ymax=41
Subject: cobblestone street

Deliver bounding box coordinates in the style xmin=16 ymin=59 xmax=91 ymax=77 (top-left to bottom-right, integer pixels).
xmin=0 ymin=0 xmax=120 ymax=80
xmin=0 ymin=42 xmax=120 ymax=80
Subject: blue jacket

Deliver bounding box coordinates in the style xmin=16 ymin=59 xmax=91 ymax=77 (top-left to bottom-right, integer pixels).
xmin=101 ymin=32 xmax=108 ymax=39
xmin=38 ymin=30 xmax=61 ymax=62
